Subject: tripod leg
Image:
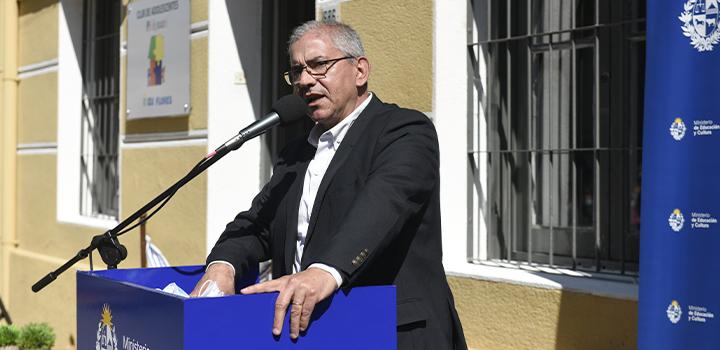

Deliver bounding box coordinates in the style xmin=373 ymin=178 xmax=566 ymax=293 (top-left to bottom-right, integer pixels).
xmin=0 ymin=296 xmax=11 ymax=324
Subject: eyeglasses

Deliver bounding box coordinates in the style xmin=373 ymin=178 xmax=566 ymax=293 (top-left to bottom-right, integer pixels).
xmin=283 ymin=56 xmax=354 ymax=85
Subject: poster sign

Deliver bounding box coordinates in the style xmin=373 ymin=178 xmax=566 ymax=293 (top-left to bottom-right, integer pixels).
xmin=639 ymin=1 xmax=720 ymax=349
xmin=127 ymin=0 xmax=190 ymax=119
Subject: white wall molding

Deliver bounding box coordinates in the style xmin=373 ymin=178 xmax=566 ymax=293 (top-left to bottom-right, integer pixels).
xmin=121 ymin=138 xmax=207 ymax=150
xmin=17 ymin=142 xmax=57 ymax=150
xmin=447 ymin=263 xmax=639 ymax=301
xmin=17 ymin=58 xmax=59 ymax=79
xmin=17 ymin=142 xmax=57 ymax=155
xmin=206 ymin=0 xmax=264 ymax=255
xmin=434 ymin=0 xmax=470 ymax=272
xmin=191 ymin=20 xmax=209 ymax=35
xmin=123 ymin=129 xmax=207 ymax=144
xmin=17 ymin=149 xmax=57 ymax=156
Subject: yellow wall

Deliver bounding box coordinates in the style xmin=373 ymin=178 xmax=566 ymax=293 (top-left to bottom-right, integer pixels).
xmin=189 ymin=36 xmax=208 ymax=130
xmin=15 ymin=154 xmax=100 ymax=257
xmin=7 ymin=1 xmax=211 ymax=348
xmin=448 ymin=277 xmax=638 ymax=350
xmin=12 ymin=7 xmax=67 ymax=343
xmin=18 ymin=0 xmax=58 ymax=66
xmin=13 ymin=153 xmax=95 ymax=349
xmin=17 ymin=72 xmax=58 ymax=144
xmin=119 ymin=146 xmax=208 ymax=267
xmin=190 ymin=0 xmax=208 ymax=24
xmin=339 ymin=0 xmax=433 ymax=112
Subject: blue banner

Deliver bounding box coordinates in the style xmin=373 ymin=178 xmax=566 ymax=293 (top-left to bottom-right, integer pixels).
xmin=639 ymin=1 xmax=720 ymax=349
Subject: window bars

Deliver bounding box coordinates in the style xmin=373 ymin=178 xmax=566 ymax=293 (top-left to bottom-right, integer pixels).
xmin=80 ymin=0 xmax=121 ymax=218
xmin=468 ymin=0 xmax=645 ymax=275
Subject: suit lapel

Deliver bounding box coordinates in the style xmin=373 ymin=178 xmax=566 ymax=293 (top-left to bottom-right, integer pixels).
xmin=302 ymin=96 xmax=383 ymax=257
xmin=283 ymin=143 xmax=315 ymax=275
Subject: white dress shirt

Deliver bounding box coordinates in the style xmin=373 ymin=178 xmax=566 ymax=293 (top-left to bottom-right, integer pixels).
xmin=295 ymin=93 xmax=373 ymax=287
xmin=209 ymin=94 xmax=373 ymax=288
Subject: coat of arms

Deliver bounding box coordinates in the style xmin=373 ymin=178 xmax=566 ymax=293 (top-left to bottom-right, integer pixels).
xmin=96 ymin=304 xmax=119 ymax=350
xmin=680 ymin=0 xmax=720 ymax=51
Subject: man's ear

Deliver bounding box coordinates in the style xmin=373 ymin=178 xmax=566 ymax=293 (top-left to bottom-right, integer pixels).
xmin=355 ymin=56 xmax=370 ymax=87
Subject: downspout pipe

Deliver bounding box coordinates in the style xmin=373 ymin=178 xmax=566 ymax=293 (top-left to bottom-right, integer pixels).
xmin=1 ymin=0 xmax=19 ymax=303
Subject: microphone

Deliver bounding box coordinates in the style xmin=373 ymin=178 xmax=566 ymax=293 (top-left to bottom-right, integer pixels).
xmin=211 ymin=94 xmax=307 ymax=156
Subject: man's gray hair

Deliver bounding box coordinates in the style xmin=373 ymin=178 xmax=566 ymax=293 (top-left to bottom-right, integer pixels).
xmin=288 ymin=21 xmax=365 ymax=58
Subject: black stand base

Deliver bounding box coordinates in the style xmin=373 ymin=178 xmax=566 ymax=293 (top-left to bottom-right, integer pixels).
xmin=0 ymin=295 xmax=11 ymax=324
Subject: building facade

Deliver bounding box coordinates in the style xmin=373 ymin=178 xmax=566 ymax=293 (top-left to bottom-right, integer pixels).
xmin=0 ymin=1 xmax=642 ymax=349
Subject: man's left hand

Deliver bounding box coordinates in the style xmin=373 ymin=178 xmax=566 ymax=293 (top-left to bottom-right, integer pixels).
xmin=240 ymin=267 xmax=338 ymax=339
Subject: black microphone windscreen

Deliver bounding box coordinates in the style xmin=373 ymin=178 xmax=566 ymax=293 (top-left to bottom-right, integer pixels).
xmin=272 ymin=95 xmax=308 ymax=124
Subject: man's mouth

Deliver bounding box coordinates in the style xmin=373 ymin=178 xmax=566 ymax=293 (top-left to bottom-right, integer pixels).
xmin=304 ymin=93 xmax=324 ymax=106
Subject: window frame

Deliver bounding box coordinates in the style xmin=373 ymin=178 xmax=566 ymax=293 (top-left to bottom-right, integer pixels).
xmin=57 ymin=0 xmax=119 ymax=228
xmin=79 ymin=0 xmax=121 ymax=219
xmin=434 ymin=0 xmax=642 ymax=299
xmin=468 ymin=0 xmax=645 ymax=276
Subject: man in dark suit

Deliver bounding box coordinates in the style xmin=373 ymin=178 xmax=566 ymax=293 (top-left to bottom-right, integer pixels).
xmin=191 ymin=20 xmax=466 ymax=349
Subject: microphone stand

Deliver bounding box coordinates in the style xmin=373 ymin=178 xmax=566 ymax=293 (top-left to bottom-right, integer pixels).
xmin=32 ymin=138 xmax=244 ymax=293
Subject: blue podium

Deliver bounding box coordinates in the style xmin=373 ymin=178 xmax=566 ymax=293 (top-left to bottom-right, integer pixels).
xmin=77 ymin=266 xmax=396 ymax=349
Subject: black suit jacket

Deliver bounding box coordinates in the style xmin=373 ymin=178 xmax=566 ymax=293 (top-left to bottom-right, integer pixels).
xmin=207 ymin=95 xmax=466 ymax=349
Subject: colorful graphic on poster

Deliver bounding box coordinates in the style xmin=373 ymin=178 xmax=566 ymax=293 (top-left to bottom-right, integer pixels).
xmin=147 ymin=34 xmax=165 ymax=86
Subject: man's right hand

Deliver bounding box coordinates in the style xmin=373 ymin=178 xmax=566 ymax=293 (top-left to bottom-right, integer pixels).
xmin=189 ymin=263 xmax=236 ymax=297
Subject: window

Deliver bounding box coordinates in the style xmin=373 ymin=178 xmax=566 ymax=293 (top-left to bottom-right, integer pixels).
xmin=79 ymin=0 xmax=121 ymax=218
xmin=260 ymin=0 xmax=316 ymax=166
xmin=469 ymin=0 xmax=645 ymax=275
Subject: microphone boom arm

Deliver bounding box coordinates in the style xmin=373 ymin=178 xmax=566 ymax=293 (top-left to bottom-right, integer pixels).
xmin=31 ymin=142 xmax=234 ymax=293
xmin=31 ymin=94 xmax=307 ymax=293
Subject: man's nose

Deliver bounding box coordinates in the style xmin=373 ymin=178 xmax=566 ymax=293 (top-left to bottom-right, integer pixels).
xmin=294 ymin=68 xmax=316 ymax=87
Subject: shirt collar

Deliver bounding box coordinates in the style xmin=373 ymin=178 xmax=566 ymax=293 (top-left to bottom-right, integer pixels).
xmin=308 ymin=92 xmax=373 ymax=148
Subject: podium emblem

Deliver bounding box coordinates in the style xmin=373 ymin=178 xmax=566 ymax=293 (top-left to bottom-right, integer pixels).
xmin=680 ymin=0 xmax=720 ymax=52
xmin=96 ymin=304 xmax=119 ymax=350
xmin=667 ymin=300 xmax=683 ymax=324
xmin=669 ymin=209 xmax=685 ymax=232
xmin=669 ymin=118 xmax=687 ymax=141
